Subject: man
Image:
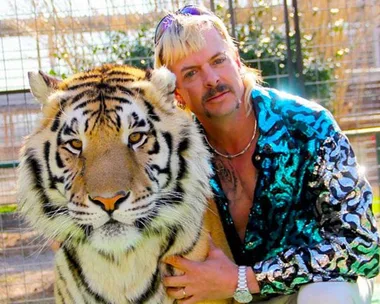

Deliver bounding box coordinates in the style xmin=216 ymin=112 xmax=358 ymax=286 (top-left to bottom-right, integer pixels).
xmin=154 ymin=5 xmax=380 ymax=304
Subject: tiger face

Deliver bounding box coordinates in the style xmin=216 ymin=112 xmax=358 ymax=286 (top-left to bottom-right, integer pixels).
xmin=18 ymin=65 xmax=212 ymax=255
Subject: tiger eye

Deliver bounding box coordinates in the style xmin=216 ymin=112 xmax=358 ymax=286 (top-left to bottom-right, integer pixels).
xmin=70 ymin=139 xmax=83 ymax=150
xmin=129 ymin=133 xmax=143 ymax=144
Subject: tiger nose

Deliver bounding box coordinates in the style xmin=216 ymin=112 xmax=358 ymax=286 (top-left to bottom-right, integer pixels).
xmin=89 ymin=192 xmax=130 ymax=212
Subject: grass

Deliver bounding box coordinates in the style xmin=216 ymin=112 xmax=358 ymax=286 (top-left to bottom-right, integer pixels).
xmin=373 ymin=195 xmax=380 ymax=216
xmin=0 ymin=204 xmax=17 ymax=213
xmin=0 ymin=198 xmax=378 ymax=214
xmin=0 ymin=198 xmax=379 ymax=302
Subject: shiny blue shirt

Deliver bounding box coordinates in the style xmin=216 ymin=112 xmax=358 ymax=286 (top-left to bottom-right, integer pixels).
xmin=209 ymin=87 xmax=380 ymax=296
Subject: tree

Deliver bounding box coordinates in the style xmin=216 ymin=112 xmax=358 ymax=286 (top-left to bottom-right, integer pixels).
xmin=51 ymin=3 xmax=345 ymax=112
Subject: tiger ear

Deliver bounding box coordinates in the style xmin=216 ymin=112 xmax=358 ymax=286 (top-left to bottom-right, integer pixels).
xmin=150 ymin=67 xmax=177 ymax=111
xmin=28 ymin=71 xmax=61 ymax=105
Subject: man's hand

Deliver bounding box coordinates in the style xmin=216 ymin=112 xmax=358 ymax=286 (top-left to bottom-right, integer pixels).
xmin=163 ymin=240 xmax=258 ymax=303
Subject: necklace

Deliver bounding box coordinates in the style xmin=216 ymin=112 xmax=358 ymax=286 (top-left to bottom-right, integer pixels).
xmin=204 ymin=119 xmax=257 ymax=159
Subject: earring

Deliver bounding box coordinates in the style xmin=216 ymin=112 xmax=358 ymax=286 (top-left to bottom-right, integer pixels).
xmin=174 ymin=89 xmax=186 ymax=110
xmin=177 ymin=99 xmax=186 ymax=109
xmin=239 ymin=69 xmax=246 ymax=80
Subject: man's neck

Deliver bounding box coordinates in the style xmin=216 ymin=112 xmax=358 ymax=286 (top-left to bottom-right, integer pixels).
xmin=199 ymin=108 xmax=256 ymax=155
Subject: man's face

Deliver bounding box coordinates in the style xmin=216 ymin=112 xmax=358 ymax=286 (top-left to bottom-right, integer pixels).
xmin=169 ymin=28 xmax=245 ymax=120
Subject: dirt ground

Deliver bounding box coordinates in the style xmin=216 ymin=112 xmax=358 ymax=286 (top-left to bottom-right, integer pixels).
xmin=1 ymin=213 xmax=380 ymax=304
xmin=0 ymin=215 xmax=55 ymax=304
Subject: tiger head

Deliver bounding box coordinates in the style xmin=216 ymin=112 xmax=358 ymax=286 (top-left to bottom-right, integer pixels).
xmin=18 ymin=65 xmax=212 ymax=254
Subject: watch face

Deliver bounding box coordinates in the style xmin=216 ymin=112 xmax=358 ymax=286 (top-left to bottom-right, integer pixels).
xmin=233 ymin=289 xmax=253 ymax=303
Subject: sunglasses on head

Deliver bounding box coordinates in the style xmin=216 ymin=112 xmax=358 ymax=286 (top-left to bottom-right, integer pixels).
xmin=154 ymin=5 xmax=213 ymax=45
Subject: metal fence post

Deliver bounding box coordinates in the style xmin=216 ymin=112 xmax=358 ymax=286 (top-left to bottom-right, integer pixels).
xmin=283 ymin=0 xmax=295 ymax=93
xmin=292 ymin=0 xmax=306 ymax=97
xmin=209 ymin=0 xmax=215 ymax=12
xmin=283 ymin=0 xmax=306 ymax=96
xmin=227 ymin=0 xmax=236 ymax=39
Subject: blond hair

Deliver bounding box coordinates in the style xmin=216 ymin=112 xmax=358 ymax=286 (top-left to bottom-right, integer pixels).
xmin=154 ymin=11 xmax=261 ymax=114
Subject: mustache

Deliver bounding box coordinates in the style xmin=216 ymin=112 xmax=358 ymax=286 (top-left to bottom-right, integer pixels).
xmin=202 ymin=83 xmax=234 ymax=102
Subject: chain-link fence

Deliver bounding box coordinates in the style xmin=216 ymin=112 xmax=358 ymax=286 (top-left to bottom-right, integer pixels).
xmin=0 ymin=0 xmax=379 ymax=302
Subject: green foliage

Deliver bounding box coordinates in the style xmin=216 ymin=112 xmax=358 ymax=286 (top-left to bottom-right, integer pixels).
xmin=94 ymin=26 xmax=155 ymax=69
xmin=373 ymin=196 xmax=380 ymax=216
xmin=237 ymin=21 xmax=335 ymax=109
xmin=0 ymin=204 xmax=17 ymax=214
xmin=50 ymin=26 xmax=155 ymax=78
xmin=214 ymin=4 xmax=340 ymax=110
xmin=50 ymin=4 xmax=346 ymax=111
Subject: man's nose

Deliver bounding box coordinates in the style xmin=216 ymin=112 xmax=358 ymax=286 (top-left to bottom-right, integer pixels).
xmin=202 ymin=66 xmax=220 ymax=88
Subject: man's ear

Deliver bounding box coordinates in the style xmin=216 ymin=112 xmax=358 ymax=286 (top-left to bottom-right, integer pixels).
xmin=234 ymin=49 xmax=242 ymax=68
xmin=28 ymin=71 xmax=61 ymax=106
xmin=174 ymin=89 xmax=187 ymax=110
xmin=174 ymin=89 xmax=184 ymax=103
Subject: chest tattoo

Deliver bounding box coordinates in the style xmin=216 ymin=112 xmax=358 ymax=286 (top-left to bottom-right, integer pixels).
xmin=214 ymin=158 xmax=238 ymax=193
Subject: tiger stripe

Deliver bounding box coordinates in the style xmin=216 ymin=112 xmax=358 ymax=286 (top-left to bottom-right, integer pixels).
xmin=18 ymin=64 xmax=232 ymax=304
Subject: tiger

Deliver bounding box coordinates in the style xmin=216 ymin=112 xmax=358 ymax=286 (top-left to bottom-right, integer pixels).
xmin=17 ymin=64 xmax=233 ymax=304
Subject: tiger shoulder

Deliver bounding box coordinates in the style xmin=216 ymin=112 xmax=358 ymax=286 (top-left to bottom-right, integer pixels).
xmin=17 ymin=64 xmax=233 ymax=304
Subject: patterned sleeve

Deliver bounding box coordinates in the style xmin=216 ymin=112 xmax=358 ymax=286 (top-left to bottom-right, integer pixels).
xmin=253 ymin=131 xmax=380 ymax=295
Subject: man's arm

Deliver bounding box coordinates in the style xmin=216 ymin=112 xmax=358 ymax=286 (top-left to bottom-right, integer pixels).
xmin=253 ymin=131 xmax=380 ymax=295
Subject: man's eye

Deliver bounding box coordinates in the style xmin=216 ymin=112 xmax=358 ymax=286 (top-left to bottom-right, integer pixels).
xmin=184 ymin=70 xmax=196 ymax=79
xmin=213 ymin=56 xmax=226 ymax=65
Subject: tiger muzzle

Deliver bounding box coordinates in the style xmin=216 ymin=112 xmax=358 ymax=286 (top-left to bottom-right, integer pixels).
xmin=89 ymin=191 xmax=130 ymax=213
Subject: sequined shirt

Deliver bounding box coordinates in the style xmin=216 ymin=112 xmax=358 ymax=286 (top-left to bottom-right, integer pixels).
xmin=209 ymin=87 xmax=380 ymax=296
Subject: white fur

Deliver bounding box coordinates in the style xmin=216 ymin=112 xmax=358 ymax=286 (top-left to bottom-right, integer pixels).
xmin=28 ymin=71 xmax=59 ymax=105
xmin=18 ymin=67 xmax=226 ymax=304
xmin=150 ymin=67 xmax=176 ymax=96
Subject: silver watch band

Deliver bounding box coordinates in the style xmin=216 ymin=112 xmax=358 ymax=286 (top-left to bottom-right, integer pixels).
xmin=233 ymin=265 xmax=253 ymax=303
xmin=237 ymin=266 xmax=249 ymax=289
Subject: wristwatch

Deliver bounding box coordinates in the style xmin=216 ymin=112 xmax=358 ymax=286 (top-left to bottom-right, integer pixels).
xmin=233 ymin=266 xmax=253 ymax=303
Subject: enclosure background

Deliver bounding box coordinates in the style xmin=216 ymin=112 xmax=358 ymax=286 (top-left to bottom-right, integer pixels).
xmin=0 ymin=0 xmax=379 ymax=303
